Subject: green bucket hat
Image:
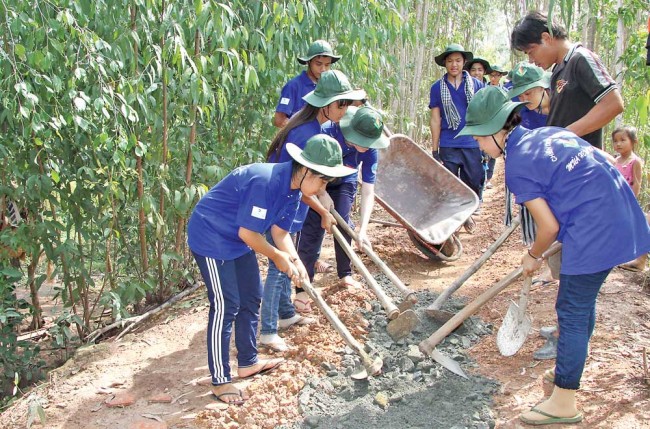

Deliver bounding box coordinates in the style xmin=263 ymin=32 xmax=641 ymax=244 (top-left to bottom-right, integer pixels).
xmin=286 ymin=134 xmax=356 ymax=178
xmin=464 ymin=57 xmax=491 ymax=72
xmin=488 ymin=64 xmax=509 ymax=75
xmin=507 ymin=62 xmax=552 ymax=99
xmin=340 ymin=106 xmax=390 ymax=149
xmin=434 ymin=43 xmax=473 ymax=66
xmin=297 ymin=40 xmax=342 ymax=65
xmin=302 ymin=70 xmax=366 ymax=108
xmin=456 ymin=86 xmax=527 ymax=137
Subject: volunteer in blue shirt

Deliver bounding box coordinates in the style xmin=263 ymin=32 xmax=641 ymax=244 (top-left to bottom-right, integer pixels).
xmin=273 ymin=40 xmax=342 ymax=128
xmin=187 ymin=137 xmax=355 ymax=405
xmin=508 ymin=62 xmax=551 ymax=130
xmin=457 ymin=86 xmax=650 ymax=426
xmin=298 ymin=105 xmax=389 ymax=289
xmin=262 ymin=70 xmax=366 ymax=320
xmin=429 ymin=43 xmax=485 ymax=229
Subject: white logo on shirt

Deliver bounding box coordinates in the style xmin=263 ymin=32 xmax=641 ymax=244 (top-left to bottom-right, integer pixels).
xmin=251 ymin=206 xmax=267 ymax=220
xmin=280 ymin=97 xmax=290 ymax=105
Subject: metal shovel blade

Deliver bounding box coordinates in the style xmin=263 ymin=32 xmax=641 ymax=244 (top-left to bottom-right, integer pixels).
xmin=430 ymin=348 xmax=468 ymax=379
xmin=496 ymin=300 xmax=532 ymax=357
xmin=386 ymin=309 xmax=420 ymax=342
xmin=425 ymin=307 xmax=455 ymax=323
xmin=351 ymin=356 xmax=383 ymax=380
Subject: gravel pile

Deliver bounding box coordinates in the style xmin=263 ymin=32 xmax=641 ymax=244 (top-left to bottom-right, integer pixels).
xmin=292 ymin=275 xmax=500 ymax=429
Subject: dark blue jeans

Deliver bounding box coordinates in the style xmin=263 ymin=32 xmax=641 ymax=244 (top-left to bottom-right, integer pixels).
xmin=297 ymin=181 xmax=357 ymax=281
xmin=554 ymin=268 xmax=612 ymax=390
xmin=439 ymin=147 xmax=484 ymax=197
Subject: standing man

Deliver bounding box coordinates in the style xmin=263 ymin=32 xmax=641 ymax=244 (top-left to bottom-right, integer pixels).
xmin=511 ymin=11 xmax=623 ymax=149
xmin=273 ymin=40 xmax=341 ymax=128
xmin=429 ymin=44 xmax=485 ymax=215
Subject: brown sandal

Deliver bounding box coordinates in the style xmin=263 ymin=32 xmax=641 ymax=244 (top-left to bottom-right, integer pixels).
xmin=315 ymin=260 xmax=334 ymax=273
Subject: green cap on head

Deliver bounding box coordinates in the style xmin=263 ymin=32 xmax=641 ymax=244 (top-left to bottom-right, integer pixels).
xmin=488 ymin=64 xmax=509 ymax=75
xmin=297 ymin=40 xmax=342 ymax=65
xmin=464 ymin=57 xmax=491 ymax=72
xmin=456 ymin=86 xmax=527 ymax=137
xmin=507 ymin=62 xmax=551 ymax=99
xmin=286 ymin=134 xmax=356 ymax=178
xmin=435 ymin=43 xmax=473 ymax=66
xmin=302 ymin=70 xmax=366 ymax=107
xmin=340 ymin=106 xmax=390 ymax=149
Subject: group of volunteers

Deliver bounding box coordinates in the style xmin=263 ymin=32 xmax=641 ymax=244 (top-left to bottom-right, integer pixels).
xmin=185 ymin=9 xmax=650 ymax=425
xmin=187 ymin=40 xmax=389 ymax=405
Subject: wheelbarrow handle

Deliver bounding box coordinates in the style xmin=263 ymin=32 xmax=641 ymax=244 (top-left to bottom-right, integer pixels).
xmin=330 ymin=209 xmax=417 ymax=304
xmin=419 ymin=242 xmax=562 ymax=355
xmin=427 ymin=216 xmax=522 ymax=312
xmin=330 ymin=224 xmax=400 ymax=320
xmin=298 ymin=277 xmax=380 ymax=375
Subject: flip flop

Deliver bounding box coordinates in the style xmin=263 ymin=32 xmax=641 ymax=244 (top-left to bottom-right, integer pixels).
xmin=531 ymin=278 xmax=559 ymax=287
xmin=619 ymin=262 xmax=644 ymax=273
xmin=238 ymin=358 xmax=284 ymax=379
xmin=519 ymin=406 xmax=583 ymax=425
xmin=339 ymin=277 xmax=361 ymax=289
xmin=212 ymin=388 xmax=246 ymax=406
xmin=463 ymin=217 xmax=476 ymax=234
xmin=315 ymin=260 xmax=334 ymax=274
xmin=278 ymin=314 xmax=316 ymax=330
xmin=293 ymin=298 xmax=313 ymax=314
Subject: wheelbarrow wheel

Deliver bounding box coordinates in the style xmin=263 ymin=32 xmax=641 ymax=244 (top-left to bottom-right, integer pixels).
xmin=407 ymin=231 xmax=460 ymax=261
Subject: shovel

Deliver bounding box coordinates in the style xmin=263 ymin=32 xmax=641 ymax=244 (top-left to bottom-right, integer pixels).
xmin=298 ymin=276 xmax=383 ymax=379
xmin=330 ymin=224 xmax=420 ymax=342
xmin=330 ymin=209 xmax=418 ymax=306
xmin=496 ymin=276 xmax=533 ymax=356
xmin=426 ymin=216 xmax=521 ymax=322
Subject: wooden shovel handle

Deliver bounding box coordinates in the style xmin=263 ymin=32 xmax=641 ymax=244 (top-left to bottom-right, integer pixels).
xmin=427 ymin=216 xmax=521 ymax=312
xmin=330 ymin=224 xmax=400 ymax=320
xmin=331 ymin=209 xmax=417 ymax=303
xmin=419 ymin=242 xmax=562 ymax=355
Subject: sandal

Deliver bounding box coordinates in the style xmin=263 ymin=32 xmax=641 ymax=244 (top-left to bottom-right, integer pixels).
xmin=293 ymin=291 xmax=312 ymax=314
xmin=463 ymin=217 xmax=476 ymax=234
xmin=259 ymin=333 xmax=288 ymax=352
xmin=212 ymin=385 xmax=247 ymax=406
xmin=238 ymin=358 xmax=284 ymax=379
xmin=340 ymin=276 xmax=362 ymax=289
xmin=315 ymin=260 xmax=334 ymax=274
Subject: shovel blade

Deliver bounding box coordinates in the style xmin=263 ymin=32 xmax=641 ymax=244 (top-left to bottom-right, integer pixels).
xmin=496 ymin=302 xmax=532 ymax=356
xmin=424 ymin=307 xmax=455 ymax=323
xmin=386 ymin=309 xmax=420 ymax=342
xmin=430 ymin=348 xmax=468 ymax=379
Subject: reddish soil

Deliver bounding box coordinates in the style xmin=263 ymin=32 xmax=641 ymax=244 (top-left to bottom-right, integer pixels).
xmin=1 ymin=161 xmax=649 ymax=428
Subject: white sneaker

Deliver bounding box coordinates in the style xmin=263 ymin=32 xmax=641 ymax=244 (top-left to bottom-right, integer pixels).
xmin=278 ymin=314 xmax=316 ymax=330
xmin=259 ymin=333 xmax=288 ymax=352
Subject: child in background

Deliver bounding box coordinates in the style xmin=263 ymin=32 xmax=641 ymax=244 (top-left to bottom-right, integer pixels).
xmin=614 ymin=126 xmax=647 ymax=272
xmin=612 ymin=126 xmax=643 ymax=198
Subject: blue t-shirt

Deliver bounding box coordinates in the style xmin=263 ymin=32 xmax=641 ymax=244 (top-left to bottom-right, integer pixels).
xmin=505 ymin=126 xmax=650 ymax=275
xmin=275 ymin=71 xmax=316 ymax=118
xmin=429 ymin=75 xmax=485 ymax=148
xmin=270 ymin=119 xmax=322 ymax=163
xmin=323 ymin=121 xmax=379 ymax=185
xmin=187 ymin=162 xmax=302 ymax=260
xmin=519 ymin=108 xmax=547 ymax=129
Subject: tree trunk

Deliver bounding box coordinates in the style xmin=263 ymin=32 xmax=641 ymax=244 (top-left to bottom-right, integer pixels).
xmin=613 ymin=0 xmax=625 ymax=127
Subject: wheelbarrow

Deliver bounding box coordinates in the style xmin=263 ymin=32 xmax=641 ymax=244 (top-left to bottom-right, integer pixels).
xmin=374 ymin=133 xmax=479 ymax=262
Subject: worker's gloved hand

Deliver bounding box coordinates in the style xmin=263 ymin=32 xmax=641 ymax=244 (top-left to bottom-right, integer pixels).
xmin=356 ymin=228 xmax=372 ymax=251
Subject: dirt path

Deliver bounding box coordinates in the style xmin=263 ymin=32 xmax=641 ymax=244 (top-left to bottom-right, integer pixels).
xmin=2 ymin=162 xmax=649 ymax=429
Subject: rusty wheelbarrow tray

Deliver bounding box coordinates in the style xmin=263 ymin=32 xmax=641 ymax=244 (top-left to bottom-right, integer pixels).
xmin=374 ymin=134 xmax=479 ymax=262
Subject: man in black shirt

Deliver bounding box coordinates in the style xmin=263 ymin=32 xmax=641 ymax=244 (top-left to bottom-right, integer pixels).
xmin=511 ymin=11 xmax=623 ymax=149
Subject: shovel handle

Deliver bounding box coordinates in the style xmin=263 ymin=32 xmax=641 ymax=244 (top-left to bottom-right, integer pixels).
xmin=426 ymin=216 xmax=521 ymax=312
xmin=419 ymin=242 xmax=562 ymax=355
xmin=299 ymin=278 xmax=378 ymax=373
xmin=518 ymin=276 xmax=533 ymax=317
xmin=330 ymin=224 xmax=400 ymax=320
xmin=331 ymin=209 xmax=417 ymax=303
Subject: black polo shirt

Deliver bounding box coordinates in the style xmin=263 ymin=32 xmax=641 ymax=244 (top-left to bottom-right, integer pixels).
xmin=547 ymin=44 xmax=617 ymax=149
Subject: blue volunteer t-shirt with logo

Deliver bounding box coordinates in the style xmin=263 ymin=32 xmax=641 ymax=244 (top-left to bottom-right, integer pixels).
xmin=322 ymin=121 xmax=378 ymax=185
xmin=275 ymin=71 xmax=317 ymax=118
xmin=505 ymin=126 xmax=650 ymax=275
xmin=269 ymin=119 xmax=321 ymax=163
xmin=429 ymin=75 xmax=485 ymax=148
xmin=519 ymin=107 xmax=547 ymax=130
xmin=187 ymin=162 xmax=302 ymax=260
